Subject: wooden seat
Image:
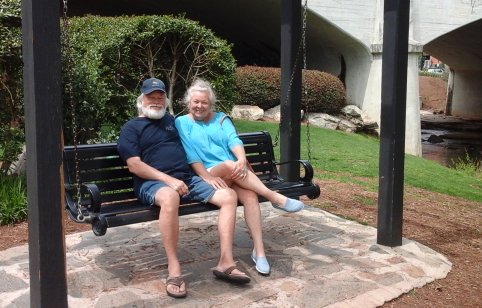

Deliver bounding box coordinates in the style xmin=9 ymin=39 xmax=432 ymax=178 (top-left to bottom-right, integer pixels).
xmin=63 ymin=131 xmax=320 ymax=236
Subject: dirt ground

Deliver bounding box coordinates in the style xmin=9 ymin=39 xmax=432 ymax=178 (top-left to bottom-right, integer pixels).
xmin=419 ymin=76 xmax=448 ymax=113
xmin=1 ymin=77 xmax=480 ymax=306
xmin=309 ymin=178 xmax=481 ymax=308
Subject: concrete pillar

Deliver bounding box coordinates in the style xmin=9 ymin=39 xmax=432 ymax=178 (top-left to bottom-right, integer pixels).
xmin=405 ymin=52 xmax=422 ymax=156
xmin=451 ymin=70 xmax=482 ymax=120
xmin=361 ymin=47 xmax=422 ymax=156
xmin=445 ymin=68 xmax=455 ymax=115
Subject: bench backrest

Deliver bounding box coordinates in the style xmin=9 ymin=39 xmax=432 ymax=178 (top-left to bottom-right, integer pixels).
xmin=63 ymin=131 xmax=280 ymax=205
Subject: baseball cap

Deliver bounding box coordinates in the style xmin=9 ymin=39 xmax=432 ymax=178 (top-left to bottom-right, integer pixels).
xmin=141 ymin=78 xmax=166 ymax=94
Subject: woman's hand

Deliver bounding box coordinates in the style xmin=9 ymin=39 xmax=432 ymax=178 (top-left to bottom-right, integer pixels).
xmin=231 ymin=159 xmax=248 ymax=180
xmin=204 ymin=175 xmax=229 ymax=190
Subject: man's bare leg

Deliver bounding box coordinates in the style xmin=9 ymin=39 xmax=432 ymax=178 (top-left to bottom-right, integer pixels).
xmin=156 ymin=187 xmax=186 ymax=295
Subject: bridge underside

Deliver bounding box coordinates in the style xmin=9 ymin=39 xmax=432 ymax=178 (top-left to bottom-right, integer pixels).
xmin=424 ymin=19 xmax=482 ymax=120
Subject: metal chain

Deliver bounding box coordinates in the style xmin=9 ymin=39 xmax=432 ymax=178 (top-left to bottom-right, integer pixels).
xmin=62 ymin=0 xmax=85 ymax=221
xmin=301 ymin=1 xmax=312 ymax=162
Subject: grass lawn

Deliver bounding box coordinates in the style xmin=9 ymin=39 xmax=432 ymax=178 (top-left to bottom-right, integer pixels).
xmin=234 ymin=119 xmax=482 ymax=202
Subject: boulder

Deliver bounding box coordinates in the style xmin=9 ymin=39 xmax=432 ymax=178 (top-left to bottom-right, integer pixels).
xmin=264 ymin=105 xmax=304 ymax=121
xmin=306 ymin=113 xmax=340 ymax=130
xmin=230 ymin=105 xmax=264 ymax=121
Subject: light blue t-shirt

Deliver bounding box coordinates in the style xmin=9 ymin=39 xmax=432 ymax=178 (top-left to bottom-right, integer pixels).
xmin=175 ymin=112 xmax=244 ymax=169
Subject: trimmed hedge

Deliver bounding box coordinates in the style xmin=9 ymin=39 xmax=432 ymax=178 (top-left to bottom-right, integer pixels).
xmin=63 ymin=15 xmax=237 ymax=143
xmin=235 ymin=66 xmax=346 ymax=113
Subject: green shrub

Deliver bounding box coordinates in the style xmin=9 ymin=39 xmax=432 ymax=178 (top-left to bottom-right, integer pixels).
xmin=451 ymin=151 xmax=481 ymax=179
xmin=0 ymin=0 xmax=24 ymax=174
xmin=235 ymin=66 xmax=346 ymax=113
xmin=0 ymin=126 xmax=24 ymax=175
xmin=0 ymin=174 xmax=27 ymax=225
xmin=419 ymin=70 xmax=448 ymax=81
xmin=64 ymin=15 xmax=237 ymax=144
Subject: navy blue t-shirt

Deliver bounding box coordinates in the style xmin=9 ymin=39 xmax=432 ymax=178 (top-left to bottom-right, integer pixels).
xmin=117 ymin=114 xmax=194 ymax=195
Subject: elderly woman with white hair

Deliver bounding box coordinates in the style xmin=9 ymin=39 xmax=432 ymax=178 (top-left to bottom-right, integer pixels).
xmin=175 ymin=79 xmax=305 ymax=275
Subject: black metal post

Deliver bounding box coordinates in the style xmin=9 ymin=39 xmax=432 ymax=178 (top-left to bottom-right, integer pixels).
xmin=377 ymin=0 xmax=410 ymax=247
xmin=22 ymin=0 xmax=67 ymax=306
xmin=280 ymin=0 xmax=302 ymax=181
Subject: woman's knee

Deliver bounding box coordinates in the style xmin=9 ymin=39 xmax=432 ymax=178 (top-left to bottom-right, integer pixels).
xmin=211 ymin=188 xmax=237 ymax=207
xmin=236 ymin=188 xmax=258 ymax=205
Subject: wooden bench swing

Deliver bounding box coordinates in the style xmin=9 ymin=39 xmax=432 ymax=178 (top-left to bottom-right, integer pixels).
xmin=61 ymin=0 xmax=318 ymax=237
xmin=63 ymin=131 xmax=320 ymax=236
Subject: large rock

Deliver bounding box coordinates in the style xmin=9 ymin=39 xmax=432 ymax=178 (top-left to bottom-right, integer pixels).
xmin=306 ymin=111 xmax=379 ymax=134
xmin=231 ymin=105 xmax=264 ymax=121
xmin=264 ymin=105 xmax=304 ymax=121
xmin=232 ymin=104 xmax=378 ymax=135
xmin=8 ymin=145 xmax=26 ymax=176
xmin=341 ymin=105 xmax=364 ymax=118
xmin=306 ymin=113 xmax=340 ymax=130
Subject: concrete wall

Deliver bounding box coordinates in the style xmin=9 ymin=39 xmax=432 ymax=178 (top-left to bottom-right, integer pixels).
xmin=411 ymin=0 xmax=482 ymax=44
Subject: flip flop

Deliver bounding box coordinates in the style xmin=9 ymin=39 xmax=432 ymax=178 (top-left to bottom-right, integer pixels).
xmin=213 ymin=265 xmax=251 ymax=284
xmin=166 ymin=276 xmax=187 ymax=298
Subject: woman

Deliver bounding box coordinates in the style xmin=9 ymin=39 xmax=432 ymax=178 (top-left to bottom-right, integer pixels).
xmin=175 ymin=79 xmax=305 ymax=275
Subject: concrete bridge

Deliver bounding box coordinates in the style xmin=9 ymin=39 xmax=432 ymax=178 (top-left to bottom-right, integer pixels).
xmin=71 ymin=0 xmax=482 ymax=156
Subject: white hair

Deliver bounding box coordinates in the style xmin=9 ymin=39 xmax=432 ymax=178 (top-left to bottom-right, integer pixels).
xmin=183 ymin=79 xmax=217 ymax=109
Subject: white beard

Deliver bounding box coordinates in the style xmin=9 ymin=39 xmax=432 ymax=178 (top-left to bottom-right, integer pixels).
xmin=142 ymin=105 xmax=166 ymax=120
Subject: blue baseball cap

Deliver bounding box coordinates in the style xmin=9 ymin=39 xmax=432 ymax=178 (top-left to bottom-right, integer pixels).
xmin=141 ymin=78 xmax=166 ymax=94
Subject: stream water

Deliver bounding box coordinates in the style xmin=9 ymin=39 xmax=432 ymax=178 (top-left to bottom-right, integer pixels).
xmin=421 ymin=114 xmax=482 ymax=168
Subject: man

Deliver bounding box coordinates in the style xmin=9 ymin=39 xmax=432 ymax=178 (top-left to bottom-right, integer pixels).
xmin=117 ymin=78 xmax=250 ymax=299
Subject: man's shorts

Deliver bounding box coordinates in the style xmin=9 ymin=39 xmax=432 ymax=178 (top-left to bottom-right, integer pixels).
xmin=138 ymin=175 xmax=216 ymax=207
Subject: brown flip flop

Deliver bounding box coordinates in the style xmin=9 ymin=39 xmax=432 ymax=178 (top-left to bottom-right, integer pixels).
xmin=213 ymin=265 xmax=251 ymax=284
xmin=166 ymin=276 xmax=187 ymax=298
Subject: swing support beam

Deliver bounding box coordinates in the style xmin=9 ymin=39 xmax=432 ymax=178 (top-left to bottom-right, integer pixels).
xmin=280 ymin=0 xmax=302 ymax=181
xmin=22 ymin=0 xmax=68 ymax=305
xmin=377 ymin=0 xmax=410 ymax=247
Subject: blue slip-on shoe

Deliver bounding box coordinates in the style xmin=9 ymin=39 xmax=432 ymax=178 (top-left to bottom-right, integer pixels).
xmin=272 ymin=198 xmax=304 ymax=213
xmin=251 ymin=249 xmax=270 ymax=275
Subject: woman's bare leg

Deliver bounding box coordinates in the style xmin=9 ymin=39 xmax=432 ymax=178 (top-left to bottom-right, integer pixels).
xmin=210 ymin=161 xmax=287 ymax=206
xmin=232 ymin=185 xmax=266 ymax=257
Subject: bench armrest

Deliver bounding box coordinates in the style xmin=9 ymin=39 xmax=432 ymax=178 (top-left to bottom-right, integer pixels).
xmin=64 ymin=182 xmax=101 ymax=222
xmin=81 ymin=183 xmax=102 ymax=213
xmin=275 ymin=159 xmax=314 ymax=182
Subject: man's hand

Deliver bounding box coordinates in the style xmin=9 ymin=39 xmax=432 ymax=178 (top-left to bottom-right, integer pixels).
xmin=166 ymin=178 xmax=189 ymax=196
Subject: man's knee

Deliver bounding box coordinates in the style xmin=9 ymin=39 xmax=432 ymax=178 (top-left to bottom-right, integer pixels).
xmin=155 ymin=188 xmax=180 ymax=213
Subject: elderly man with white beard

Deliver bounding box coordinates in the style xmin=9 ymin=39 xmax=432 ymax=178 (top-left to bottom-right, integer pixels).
xmin=117 ymin=78 xmax=250 ymax=299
